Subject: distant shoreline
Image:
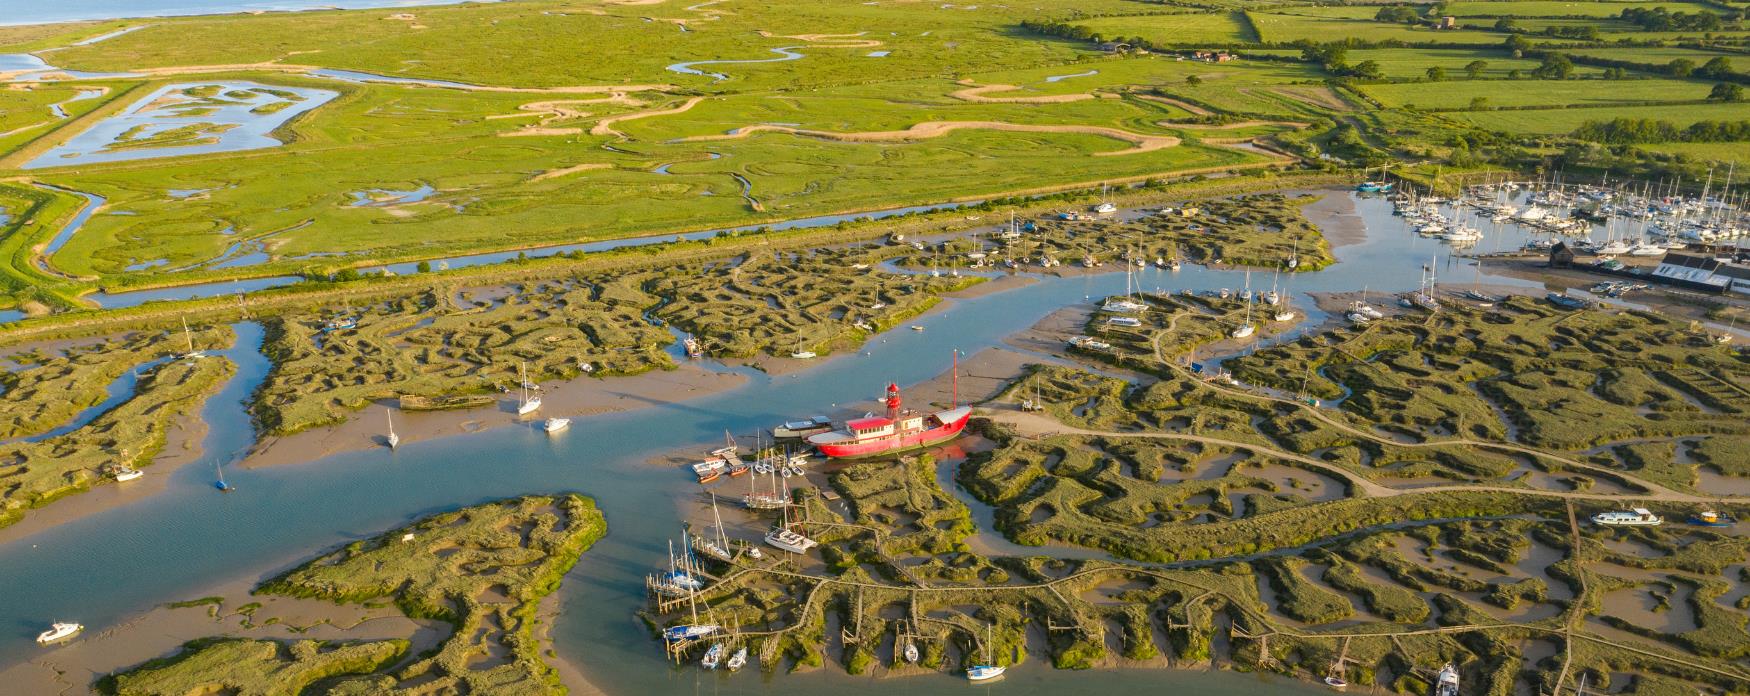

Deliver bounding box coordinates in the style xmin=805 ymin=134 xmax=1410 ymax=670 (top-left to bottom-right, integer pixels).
xmin=0 ymin=0 xmax=505 ymax=28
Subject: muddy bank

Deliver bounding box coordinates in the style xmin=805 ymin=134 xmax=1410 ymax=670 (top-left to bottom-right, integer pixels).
xmin=1297 ymin=190 xmax=1365 ymax=248
xmin=245 ymin=362 xmax=747 ymax=468
xmin=1 ymin=574 xmax=443 ymax=694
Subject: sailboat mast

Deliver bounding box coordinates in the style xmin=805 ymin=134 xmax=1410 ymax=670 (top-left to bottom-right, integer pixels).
xmin=952 ymin=350 xmax=959 ymax=409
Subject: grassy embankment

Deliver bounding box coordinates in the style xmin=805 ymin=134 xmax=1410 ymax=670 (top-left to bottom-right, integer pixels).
xmin=103 ymin=494 xmax=606 ymax=694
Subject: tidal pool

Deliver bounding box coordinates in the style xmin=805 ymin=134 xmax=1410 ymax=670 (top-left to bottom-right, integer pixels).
xmin=24 ymin=81 xmax=336 ymax=169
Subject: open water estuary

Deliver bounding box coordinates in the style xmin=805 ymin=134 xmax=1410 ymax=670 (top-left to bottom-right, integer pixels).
xmin=0 ymin=191 xmax=1568 ymax=693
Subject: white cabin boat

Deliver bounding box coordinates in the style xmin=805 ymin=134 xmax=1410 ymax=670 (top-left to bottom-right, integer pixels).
xmin=36 ymin=622 xmax=81 ymax=644
xmin=1592 ymin=508 xmax=1661 ymax=526
xmin=765 ymin=526 xmax=818 ymax=554
xmin=967 ymin=665 xmax=1006 ymax=681
xmin=544 ymin=417 xmax=571 ymax=433
xmin=112 ymin=467 xmax=143 ymax=482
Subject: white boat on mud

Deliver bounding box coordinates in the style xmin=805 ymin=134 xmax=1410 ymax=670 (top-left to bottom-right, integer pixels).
xmin=764 ymin=526 xmax=817 ymax=553
xmin=36 ymin=621 xmax=81 ymax=644
xmin=544 ymin=417 xmax=570 ymax=433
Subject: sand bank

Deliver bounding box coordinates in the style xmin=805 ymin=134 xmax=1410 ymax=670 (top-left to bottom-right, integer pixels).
xmin=245 ymin=362 xmax=746 ymax=468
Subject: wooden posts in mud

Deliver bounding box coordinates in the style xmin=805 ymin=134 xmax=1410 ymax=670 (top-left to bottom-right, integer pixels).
xmin=843 ymin=586 xmax=865 ymax=645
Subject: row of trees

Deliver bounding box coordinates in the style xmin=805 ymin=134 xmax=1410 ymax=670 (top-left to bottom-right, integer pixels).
xmin=1618 ymin=7 xmax=1732 ymax=32
xmin=1572 ymin=113 xmax=1750 ymax=144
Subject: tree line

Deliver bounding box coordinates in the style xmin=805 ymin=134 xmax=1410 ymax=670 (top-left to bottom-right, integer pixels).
xmin=1572 ymin=115 xmax=1750 ymax=144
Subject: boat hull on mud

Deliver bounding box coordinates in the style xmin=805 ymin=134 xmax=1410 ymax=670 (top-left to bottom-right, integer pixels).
xmin=808 ymin=406 xmax=971 ymax=458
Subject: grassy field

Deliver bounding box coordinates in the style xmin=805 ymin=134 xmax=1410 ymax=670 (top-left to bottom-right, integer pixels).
xmin=1250 ymin=48 xmax=1612 ymax=80
xmin=1441 ymin=1 xmax=1711 ymax=16
xmin=1455 ymin=101 xmax=1750 ymax=133
xmin=1070 ymin=12 xmax=1257 ymax=45
xmin=1247 ymin=13 xmax=1505 ymax=44
xmin=0 ymin=0 xmax=1746 ymax=320
xmin=1361 ymin=76 xmax=1715 ymax=109
xmin=1640 ymin=141 xmax=1750 ymax=164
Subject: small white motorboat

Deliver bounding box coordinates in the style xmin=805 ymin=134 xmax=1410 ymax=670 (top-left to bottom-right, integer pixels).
xmin=36 ymin=622 xmax=81 ymax=644
xmin=544 ymin=417 xmax=571 ymax=433
xmin=726 ymin=647 xmax=748 ymax=671
xmin=1231 ymin=324 xmax=1255 ymax=339
xmin=112 ymin=467 xmax=143 ymax=482
xmin=701 ymin=643 xmax=724 ymax=669
xmin=967 ymin=665 xmax=1006 ymax=681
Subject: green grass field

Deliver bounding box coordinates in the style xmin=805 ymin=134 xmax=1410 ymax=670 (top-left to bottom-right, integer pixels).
xmin=1070 ymin=12 xmax=1257 ymax=45
xmin=1247 ymin=13 xmax=1505 ymax=44
xmin=0 ymin=0 xmax=1747 ymax=317
xmin=1441 ymin=1 xmax=1710 ymax=16
xmin=1454 ymin=101 xmax=1750 ymax=133
xmin=1361 ymin=76 xmax=1715 ymax=109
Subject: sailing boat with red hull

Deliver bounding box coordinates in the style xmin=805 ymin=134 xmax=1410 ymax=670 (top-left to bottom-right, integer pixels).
xmin=806 ymin=355 xmax=972 ymax=459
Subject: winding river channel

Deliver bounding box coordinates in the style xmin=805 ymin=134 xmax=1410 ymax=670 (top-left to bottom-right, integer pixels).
xmin=0 ymin=192 xmax=1563 ymax=694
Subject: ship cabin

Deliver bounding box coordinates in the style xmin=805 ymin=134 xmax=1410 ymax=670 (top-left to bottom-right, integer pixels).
xmin=843 ymin=413 xmax=923 ymax=440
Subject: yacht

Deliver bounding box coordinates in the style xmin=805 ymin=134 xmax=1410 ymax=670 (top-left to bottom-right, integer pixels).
xmin=1442 ymin=227 xmax=1481 ymax=243
xmin=1592 ymin=508 xmax=1662 ymax=527
xmin=1106 ymin=316 xmax=1142 ymax=328
xmin=544 ymin=417 xmax=571 ymax=433
xmin=1230 ymin=324 xmax=1255 ymax=339
xmin=385 ymin=409 xmax=399 ymax=450
xmin=516 ymin=362 xmax=541 ymax=415
xmin=1434 ymin=663 xmax=1460 ymax=696
xmin=1627 ymin=242 xmax=1664 ymax=257
xmin=180 ymin=317 xmax=207 ymax=360
xmin=664 ymin=624 xmax=720 ymax=643
xmin=764 ymin=526 xmax=818 ymax=553
xmin=967 ymin=665 xmax=1006 ymax=681
xmin=790 ymin=350 xmax=817 ymax=359
xmin=701 ymin=643 xmax=724 ymax=669
xmin=36 ymin=622 xmax=81 ymax=644
xmin=1273 ymin=310 xmax=1295 ymax=322
xmin=1101 ymin=297 xmax=1147 ymax=313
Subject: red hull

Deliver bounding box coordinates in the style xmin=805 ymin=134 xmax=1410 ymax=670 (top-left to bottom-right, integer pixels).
xmin=812 ymin=409 xmax=971 ymax=458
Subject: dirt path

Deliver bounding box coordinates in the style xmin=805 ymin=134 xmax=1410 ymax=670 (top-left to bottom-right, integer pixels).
xmin=1164 ymin=118 xmax=1311 ymax=130
xmin=682 ymin=121 xmax=1180 ymax=156
xmin=950 ymin=82 xmax=1096 ymax=104
xmin=1135 ymin=94 xmax=1212 ymax=116
xmin=591 ymin=95 xmax=706 ymax=137
xmin=528 ymin=163 xmax=612 ymax=182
